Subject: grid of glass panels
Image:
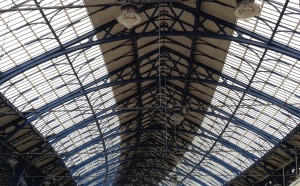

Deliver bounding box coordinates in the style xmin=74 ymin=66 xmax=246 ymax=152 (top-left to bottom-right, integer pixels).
xmin=0 ymin=0 xmax=121 ymax=185
xmin=168 ymin=0 xmax=300 ymax=185
xmin=1 ymin=0 xmax=300 ymax=185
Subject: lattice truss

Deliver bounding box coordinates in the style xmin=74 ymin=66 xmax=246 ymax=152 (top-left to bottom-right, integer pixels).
xmin=0 ymin=93 xmax=75 ymax=186
xmin=0 ymin=0 xmax=300 ymax=185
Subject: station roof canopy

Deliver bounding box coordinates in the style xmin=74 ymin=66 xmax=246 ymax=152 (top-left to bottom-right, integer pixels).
xmin=0 ymin=0 xmax=300 ymax=185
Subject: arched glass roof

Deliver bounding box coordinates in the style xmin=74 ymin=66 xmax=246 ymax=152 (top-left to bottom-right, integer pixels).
xmin=0 ymin=0 xmax=300 ymax=186
xmin=0 ymin=0 xmax=121 ymax=184
xmin=165 ymin=0 xmax=300 ymax=185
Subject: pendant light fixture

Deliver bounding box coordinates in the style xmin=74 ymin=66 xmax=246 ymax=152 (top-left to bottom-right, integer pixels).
xmin=171 ymin=104 xmax=184 ymax=125
xmin=8 ymin=155 xmax=18 ymax=168
xmin=117 ymin=1 xmax=141 ymax=29
xmin=234 ymin=0 xmax=261 ymax=20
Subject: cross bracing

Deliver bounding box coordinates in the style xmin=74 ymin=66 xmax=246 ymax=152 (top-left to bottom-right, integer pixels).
xmin=1 ymin=0 xmax=300 ymax=185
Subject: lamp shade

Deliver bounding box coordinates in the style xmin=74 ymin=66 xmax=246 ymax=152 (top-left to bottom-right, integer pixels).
xmin=117 ymin=3 xmax=141 ymax=29
xmin=234 ymin=0 xmax=260 ymax=20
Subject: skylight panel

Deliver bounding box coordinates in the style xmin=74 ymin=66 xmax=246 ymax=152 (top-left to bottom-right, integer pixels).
xmin=173 ymin=0 xmax=300 ymax=185
xmin=0 ymin=0 xmax=122 ymax=184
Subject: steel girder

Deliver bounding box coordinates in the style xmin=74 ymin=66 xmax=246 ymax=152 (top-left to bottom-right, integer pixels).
xmin=72 ymin=144 xmax=239 ymax=183
xmin=47 ymin=84 xmax=290 ymax=185
xmin=61 ymin=109 xmax=241 ymax=179
xmin=67 ymin=116 xmax=257 ymax=176
xmin=4 ymin=49 xmax=298 ymax=184
xmin=1 ymin=2 xmax=300 ymax=87
xmin=47 ymin=92 xmax=278 ymax=146
xmin=72 ymin=155 xmax=174 ymax=175
xmin=4 ymin=74 xmax=298 ymax=144
xmin=31 ymin=0 xmax=112 ymax=183
xmin=74 ymin=135 xmax=221 ymax=186
xmin=29 ymin=83 xmax=286 ymax=154
xmin=85 ymin=164 xmax=210 ymax=186
xmin=84 ymin=169 xmax=174 ymax=186
xmin=198 ymin=1 xmax=292 ymax=185
xmin=3 ymin=6 xmax=299 ymax=140
xmin=122 ymin=27 xmax=145 ymax=179
xmin=83 ymin=167 xmax=175 ymax=186
xmin=43 ymin=90 xmax=274 ymax=177
xmin=53 ymin=108 xmax=263 ymax=160
xmin=1 ymin=64 xmax=292 ymax=185
xmin=83 ymin=153 xmax=178 ymax=183
xmin=1 ymin=1 xmax=300 ymax=185
xmin=13 ymin=75 xmax=295 ymax=142
xmin=6 ymin=45 xmax=299 ymax=142
xmin=180 ymin=0 xmax=200 ymax=114
xmin=2 ymin=55 xmax=296 ymax=185
xmin=83 ymin=158 xmax=225 ymax=186
xmin=70 ymin=130 xmax=240 ymax=181
xmin=23 ymin=45 xmax=300 ymax=118
xmin=61 ymin=121 xmax=254 ymax=172
xmin=230 ymin=126 xmax=300 ymax=185
xmin=68 ymin=133 xmax=241 ymax=184
xmin=0 ymin=93 xmax=24 ymax=118
xmin=85 ymin=154 xmax=229 ymax=185
xmin=0 ymin=96 xmax=75 ymax=186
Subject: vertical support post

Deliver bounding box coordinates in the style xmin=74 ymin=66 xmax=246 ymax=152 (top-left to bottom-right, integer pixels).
xmin=9 ymin=162 xmax=23 ymax=186
xmin=296 ymin=155 xmax=298 ymax=178
xmin=283 ymin=167 xmax=285 ymax=186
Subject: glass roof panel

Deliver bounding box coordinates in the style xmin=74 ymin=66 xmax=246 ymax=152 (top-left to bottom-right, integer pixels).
xmin=1 ymin=0 xmax=300 ymax=185
xmin=0 ymin=0 xmax=121 ymax=184
xmin=174 ymin=0 xmax=300 ymax=185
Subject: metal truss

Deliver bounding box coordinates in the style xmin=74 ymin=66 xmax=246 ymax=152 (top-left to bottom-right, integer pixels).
xmin=229 ymin=129 xmax=300 ymax=186
xmin=3 ymin=45 xmax=300 ymax=184
xmin=1 ymin=1 xmax=300 ymax=87
xmin=5 ymin=45 xmax=299 ymax=139
xmin=1 ymin=0 xmax=300 ymax=185
xmin=0 ymin=94 xmax=75 ymax=185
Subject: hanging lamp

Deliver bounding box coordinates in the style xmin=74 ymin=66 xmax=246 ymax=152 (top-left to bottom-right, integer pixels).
xmin=117 ymin=1 xmax=141 ymax=29
xmin=234 ymin=0 xmax=261 ymax=20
